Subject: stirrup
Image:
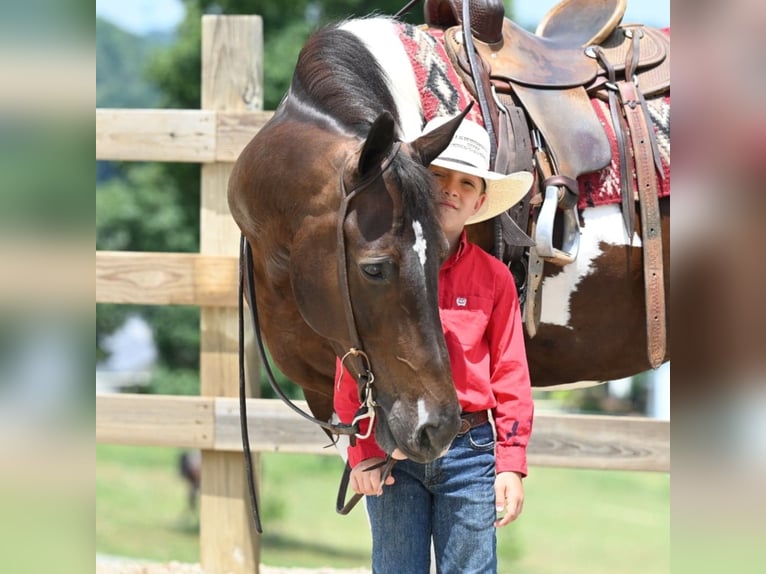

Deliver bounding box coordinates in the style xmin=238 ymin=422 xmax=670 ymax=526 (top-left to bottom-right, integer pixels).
xmin=534 ymin=185 xmax=580 ymax=266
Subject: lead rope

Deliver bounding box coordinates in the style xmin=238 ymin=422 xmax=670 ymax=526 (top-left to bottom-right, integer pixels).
xmin=238 ymin=235 xmax=263 ymax=533
xmin=336 ymin=456 xmax=398 ymax=515
xmin=238 ymin=236 xmax=361 ymax=535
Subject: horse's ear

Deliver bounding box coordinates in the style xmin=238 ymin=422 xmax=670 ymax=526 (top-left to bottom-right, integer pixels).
xmin=359 ymin=112 xmax=397 ymax=175
xmin=411 ymin=104 xmax=473 ymax=166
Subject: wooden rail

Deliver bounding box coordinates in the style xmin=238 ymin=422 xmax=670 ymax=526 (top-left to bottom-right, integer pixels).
xmin=96 ymin=394 xmax=670 ymax=473
xmin=96 ymin=251 xmax=238 ymax=307
xmin=96 ymin=108 xmax=273 ymax=162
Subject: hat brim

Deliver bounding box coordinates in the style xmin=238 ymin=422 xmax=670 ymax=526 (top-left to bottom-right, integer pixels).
xmin=431 ymin=159 xmax=534 ymax=225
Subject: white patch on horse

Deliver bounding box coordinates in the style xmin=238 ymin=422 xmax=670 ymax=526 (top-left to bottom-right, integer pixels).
xmin=412 ymin=220 xmax=428 ymax=269
xmin=541 ymin=204 xmax=639 ymax=328
xmin=339 ymin=17 xmax=423 ymax=140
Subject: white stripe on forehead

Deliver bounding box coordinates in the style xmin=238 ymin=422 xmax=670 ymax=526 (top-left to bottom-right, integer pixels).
xmin=412 ymin=220 xmax=428 ymax=269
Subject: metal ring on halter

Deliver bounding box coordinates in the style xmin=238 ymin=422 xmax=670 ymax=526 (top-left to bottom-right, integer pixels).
xmin=336 ymin=347 xmax=374 ymax=390
xmin=351 ymin=378 xmax=378 ymax=440
xmin=337 ymin=347 xmax=378 ymax=439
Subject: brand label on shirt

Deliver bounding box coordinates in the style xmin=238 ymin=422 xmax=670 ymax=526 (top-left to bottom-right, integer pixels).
xmin=456 ymin=297 xmax=467 ymax=307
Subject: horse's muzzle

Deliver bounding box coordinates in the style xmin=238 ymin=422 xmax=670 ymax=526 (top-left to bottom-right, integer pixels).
xmin=376 ymin=401 xmax=461 ymax=464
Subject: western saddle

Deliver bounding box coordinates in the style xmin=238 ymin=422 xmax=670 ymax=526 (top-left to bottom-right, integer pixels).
xmin=422 ymin=0 xmax=669 ymax=368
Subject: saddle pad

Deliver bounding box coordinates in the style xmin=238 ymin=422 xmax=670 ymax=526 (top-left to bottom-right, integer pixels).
xmin=577 ymin=95 xmax=670 ymax=209
xmin=397 ymin=23 xmax=484 ymax=126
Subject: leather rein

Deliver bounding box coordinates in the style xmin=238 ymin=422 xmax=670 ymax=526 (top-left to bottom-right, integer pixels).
xmin=238 ymin=142 xmax=402 ymax=532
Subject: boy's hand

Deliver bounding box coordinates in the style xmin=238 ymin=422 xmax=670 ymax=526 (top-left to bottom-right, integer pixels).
xmin=494 ymin=471 xmax=524 ymax=527
xmin=350 ymin=457 xmax=395 ymax=496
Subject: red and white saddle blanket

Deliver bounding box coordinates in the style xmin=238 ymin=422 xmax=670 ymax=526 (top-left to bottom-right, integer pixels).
xmin=397 ymin=23 xmax=671 ymax=210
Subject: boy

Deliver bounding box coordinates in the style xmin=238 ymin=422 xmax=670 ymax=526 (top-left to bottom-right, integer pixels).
xmin=335 ymin=116 xmax=534 ymax=573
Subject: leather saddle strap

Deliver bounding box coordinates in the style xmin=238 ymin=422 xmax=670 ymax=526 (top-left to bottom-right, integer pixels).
xmin=590 ymin=45 xmax=634 ymax=236
xmin=618 ymin=80 xmax=666 ymax=368
xmin=494 ymin=92 xmax=534 ymax=175
xmin=624 ymin=29 xmax=665 ymax=177
xmin=637 ymin=86 xmax=665 ymax=178
xmin=495 ymin=92 xmax=535 ymax=258
xmin=523 ymin=138 xmax=557 ymax=338
xmin=461 ymin=1 xmax=497 ymax=167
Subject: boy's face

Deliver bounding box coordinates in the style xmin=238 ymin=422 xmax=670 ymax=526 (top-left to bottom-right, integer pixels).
xmin=430 ymin=166 xmax=487 ymax=233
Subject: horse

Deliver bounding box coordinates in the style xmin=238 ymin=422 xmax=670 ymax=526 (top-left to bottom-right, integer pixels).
xmin=228 ymin=1 xmax=670 ymax=467
xmin=178 ymin=449 xmax=201 ymax=513
xmin=228 ymin=34 xmax=474 ymax=463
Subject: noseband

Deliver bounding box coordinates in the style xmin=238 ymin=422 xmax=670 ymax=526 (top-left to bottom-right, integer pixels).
xmin=238 ymin=140 xmax=402 ymax=531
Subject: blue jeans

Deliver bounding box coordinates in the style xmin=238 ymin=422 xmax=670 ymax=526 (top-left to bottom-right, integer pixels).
xmin=365 ymin=422 xmax=497 ymax=574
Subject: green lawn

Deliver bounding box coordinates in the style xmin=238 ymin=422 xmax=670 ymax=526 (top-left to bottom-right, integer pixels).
xmin=96 ymin=445 xmax=669 ymax=573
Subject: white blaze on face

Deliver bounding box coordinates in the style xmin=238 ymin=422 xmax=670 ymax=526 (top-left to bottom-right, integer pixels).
xmin=412 ymin=220 xmax=428 ymax=269
xmin=541 ymin=204 xmax=642 ymax=328
xmin=417 ymin=398 xmax=429 ymax=430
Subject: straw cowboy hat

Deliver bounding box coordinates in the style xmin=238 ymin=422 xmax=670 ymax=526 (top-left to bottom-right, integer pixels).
xmin=423 ymin=116 xmax=534 ymax=225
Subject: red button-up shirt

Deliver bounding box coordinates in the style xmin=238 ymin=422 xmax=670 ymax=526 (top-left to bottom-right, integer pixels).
xmin=334 ymin=231 xmax=534 ymax=475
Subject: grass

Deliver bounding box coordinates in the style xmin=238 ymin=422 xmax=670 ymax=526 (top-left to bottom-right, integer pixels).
xmin=96 ymin=445 xmax=669 ymax=573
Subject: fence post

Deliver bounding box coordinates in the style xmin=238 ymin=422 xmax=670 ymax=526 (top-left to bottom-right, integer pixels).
xmin=199 ymin=15 xmax=263 ymax=574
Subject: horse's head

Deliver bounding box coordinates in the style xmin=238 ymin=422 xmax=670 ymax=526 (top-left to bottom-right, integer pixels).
xmin=290 ymin=111 xmax=469 ymax=462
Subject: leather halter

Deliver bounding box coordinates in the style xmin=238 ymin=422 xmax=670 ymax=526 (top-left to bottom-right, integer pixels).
xmin=335 ymin=141 xmax=402 ymax=382
xmin=238 ymin=140 xmax=402 ymax=532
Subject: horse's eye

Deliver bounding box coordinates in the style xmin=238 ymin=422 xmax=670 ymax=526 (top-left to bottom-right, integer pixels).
xmin=361 ymin=263 xmax=384 ymax=279
xmin=360 ymin=260 xmax=391 ymax=281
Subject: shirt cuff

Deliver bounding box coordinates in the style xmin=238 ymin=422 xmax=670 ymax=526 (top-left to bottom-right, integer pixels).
xmin=495 ymin=444 xmax=528 ymax=477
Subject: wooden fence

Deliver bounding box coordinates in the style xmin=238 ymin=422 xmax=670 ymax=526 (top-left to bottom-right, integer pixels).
xmin=96 ymin=15 xmax=669 ymax=574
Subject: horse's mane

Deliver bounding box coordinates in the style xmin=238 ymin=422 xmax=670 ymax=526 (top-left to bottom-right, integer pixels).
xmin=290 ymin=20 xmax=438 ymax=234
xmin=291 ymin=23 xmax=399 ymax=136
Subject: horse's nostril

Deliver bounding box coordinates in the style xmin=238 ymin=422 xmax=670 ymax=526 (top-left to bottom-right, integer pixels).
xmin=415 ymin=419 xmax=456 ymax=454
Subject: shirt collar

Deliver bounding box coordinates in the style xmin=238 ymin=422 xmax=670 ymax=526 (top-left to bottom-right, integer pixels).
xmin=444 ymin=230 xmax=469 ymax=268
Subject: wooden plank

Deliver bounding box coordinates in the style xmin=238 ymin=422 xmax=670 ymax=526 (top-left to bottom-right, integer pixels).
xmin=95 ymin=109 xmax=273 ymax=163
xmin=215 ymin=398 xmax=330 ymax=454
xmin=216 ymin=399 xmax=669 ymax=472
xmin=216 ymin=111 xmax=271 ymax=161
xmin=96 ymin=394 xmax=214 ymax=448
xmin=199 ymin=15 xmax=263 ymax=574
xmin=528 ymin=412 xmax=670 ymax=472
xmin=96 ymin=251 xmax=238 ymax=307
xmin=96 ymin=109 xmax=216 ymax=162
xmin=95 ymin=395 xmax=670 ymax=472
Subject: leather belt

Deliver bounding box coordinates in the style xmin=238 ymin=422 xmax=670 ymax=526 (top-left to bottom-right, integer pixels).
xmin=457 ymin=410 xmax=490 ymax=435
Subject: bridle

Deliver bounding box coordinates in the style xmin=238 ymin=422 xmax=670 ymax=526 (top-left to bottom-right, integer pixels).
xmin=238 ymin=141 xmax=402 ymax=532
